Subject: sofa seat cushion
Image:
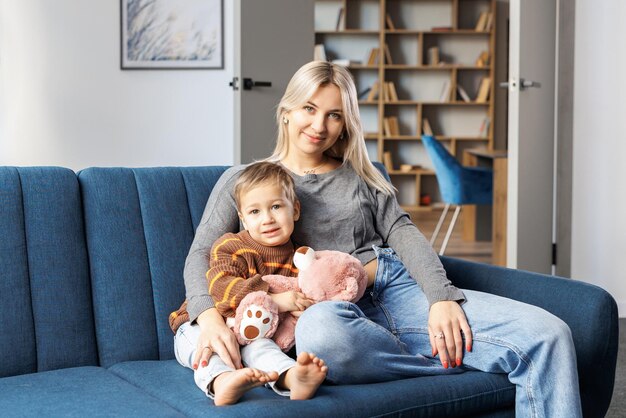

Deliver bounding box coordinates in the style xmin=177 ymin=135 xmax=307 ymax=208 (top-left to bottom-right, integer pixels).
xmin=0 ymin=366 xmax=184 ymax=417
xmin=109 ymin=360 xmax=514 ymax=417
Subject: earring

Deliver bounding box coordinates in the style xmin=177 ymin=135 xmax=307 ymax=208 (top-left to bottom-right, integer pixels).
xmin=283 ymin=117 xmax=289 ymax=124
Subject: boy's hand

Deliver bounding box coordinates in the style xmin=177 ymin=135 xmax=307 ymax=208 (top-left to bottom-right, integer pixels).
xmin=270 ymin=291 xmax=314 ymax=313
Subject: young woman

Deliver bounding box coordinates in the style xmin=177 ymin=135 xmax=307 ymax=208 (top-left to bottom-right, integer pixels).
xmin=176 ymin=61 xmax=582 ymax=417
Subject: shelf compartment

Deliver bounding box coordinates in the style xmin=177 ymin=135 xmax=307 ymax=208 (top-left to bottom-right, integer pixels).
xmin=386 ymin=0 xmax=452 ymax=32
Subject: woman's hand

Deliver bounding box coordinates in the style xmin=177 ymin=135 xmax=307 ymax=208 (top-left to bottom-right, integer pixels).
xmin=428 ymin=301 xmax=473 ymax=369
xmin=193 ymin=308 xmax=242 ymax=370
xmin=270 ymin=291 xmax=315 ymax=313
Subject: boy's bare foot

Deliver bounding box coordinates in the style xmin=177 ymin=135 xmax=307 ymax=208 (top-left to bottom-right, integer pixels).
xmin=283 ymin=352 xmax=328 ymax=400
xmin=213 ymin=368 xmax=279 ymax=406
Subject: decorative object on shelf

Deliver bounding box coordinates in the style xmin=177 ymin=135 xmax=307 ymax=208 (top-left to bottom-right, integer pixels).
xmin=420 ymin=193 xmax=432 ymax=206
xmin=422 ymin=118 xmax=434 ymax=136
xmin=400 ymin=164 xmax=422 ymax=173
xmin=427 ymin=46 xmax=440 ymax=66
xmin=120 ymin=0 xmax=223 ymax=69
xmin=314 ymin=44 xmax=327 ymax=61
xmin=475 ymin=50 xmax=490 ymax=67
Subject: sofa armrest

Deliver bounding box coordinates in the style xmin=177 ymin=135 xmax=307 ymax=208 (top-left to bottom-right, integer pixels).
xmin=440 ymin=256 xmax=618 ymax=418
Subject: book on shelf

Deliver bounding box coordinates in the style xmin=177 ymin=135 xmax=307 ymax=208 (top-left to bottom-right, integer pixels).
xmin=366 ymin=48 xmax=380 ymax=65
xmin=358 ymin=87 xmax=372 ymax=100
xmin=439 ymin=80 xmax=451 ymax=102
xmin=383 ymin=117 xmax=400 ymax=136
xmin=314 ymin=44 xmax=327 ymax=61
xmin=335 ymin=7 xmax=345 ymax=31
xmin=431 ymin=26 xmax=453 ymax=32
xmin=475 ymin=50 xmax=490 ymax=67
xmin=386 ymin=81 xmax=398 ymax=102
xmin=478 ymin=116 xmax=491 ymax=137
xmin=427 ymin=46 xmax=440 ymax=66
xmin=382 ymin=82 xmax=396 ymax=102
xmin=422 ymin=118 xmax=433 ymax=136
xmin=475 ymin=77 xmax=492 ymax=103
xmin=383 ymin=151 xmax=394 ymax=171
xmin=475 ymin=11 xmax=489 ymax=31
xmin=457 ymin=85 xmax=471 ymax=103
xmin=384 ymin=43 xmax=393 ymax=65
xmin=385 ymin=13 xmax=396 ymax=30
xmin=366 ymin=81 xmax=379 ymax=101
xmin=484 ymin=12 xmax=494 ymax=31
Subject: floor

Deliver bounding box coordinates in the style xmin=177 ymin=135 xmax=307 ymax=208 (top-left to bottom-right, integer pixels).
xmin=409 ymin=209 xmax=494 ymax=265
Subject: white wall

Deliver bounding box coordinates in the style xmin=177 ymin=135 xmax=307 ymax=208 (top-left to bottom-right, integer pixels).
xmin=572 ymin=0 xmax=626 ymax=315
xmin=0 ymin=0 xmax=234 ymax=170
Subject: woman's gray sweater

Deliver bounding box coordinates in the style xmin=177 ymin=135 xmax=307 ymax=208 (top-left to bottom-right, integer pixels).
xmin=184 ymin=163 xmax=464 ymax=323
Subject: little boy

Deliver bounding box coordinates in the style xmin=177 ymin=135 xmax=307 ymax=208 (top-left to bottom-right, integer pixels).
xmin=170 ymin=162 xmax=327 ymax=405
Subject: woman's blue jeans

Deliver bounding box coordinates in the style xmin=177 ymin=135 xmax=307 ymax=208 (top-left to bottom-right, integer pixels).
xmin=295 ymin=246 xmax=582 ymax=418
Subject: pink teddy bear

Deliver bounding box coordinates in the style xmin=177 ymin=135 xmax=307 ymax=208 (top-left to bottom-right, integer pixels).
xmin=226 ymin=246 xmax=369 ymax=351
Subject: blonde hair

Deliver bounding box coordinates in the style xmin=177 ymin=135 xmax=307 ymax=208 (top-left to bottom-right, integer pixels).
xmin=268 ymin=61 xmax=395 ymax=195
xmin=234 ymin=161 xmax=298 ymax=209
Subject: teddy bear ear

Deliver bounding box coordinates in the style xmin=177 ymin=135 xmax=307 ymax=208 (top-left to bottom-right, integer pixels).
xmin=294 ymin=246 xmax=315 ymax=271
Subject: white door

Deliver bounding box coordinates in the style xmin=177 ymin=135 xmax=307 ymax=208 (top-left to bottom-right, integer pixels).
xmin=233 ymin=0 xmax=315 ymax=164
xmin=506 ymin=0 xmax=557 ymax=273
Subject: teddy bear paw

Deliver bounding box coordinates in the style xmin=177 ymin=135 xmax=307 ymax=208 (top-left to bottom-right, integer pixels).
xmin=238 ymin=304 xmax=274 ymax=342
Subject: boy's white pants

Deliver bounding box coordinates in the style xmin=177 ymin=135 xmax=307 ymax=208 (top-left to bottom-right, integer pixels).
xmin=174 ymin=321 xmax=295 ymax=397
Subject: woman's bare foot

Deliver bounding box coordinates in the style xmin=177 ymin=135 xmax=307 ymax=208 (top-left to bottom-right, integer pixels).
xmin=213 ymin=368 xmax=279 ymax=406
xmin=281 ymin=352 xmax=328 ymax=400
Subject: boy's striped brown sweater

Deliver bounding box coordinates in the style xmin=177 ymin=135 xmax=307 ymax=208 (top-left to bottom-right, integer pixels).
xmin=169 ymin=231 xmax=297 ymax=333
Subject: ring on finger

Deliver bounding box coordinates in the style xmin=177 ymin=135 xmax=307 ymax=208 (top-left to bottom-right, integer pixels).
xmin=435 ymin=332 xmax=445 ymax=339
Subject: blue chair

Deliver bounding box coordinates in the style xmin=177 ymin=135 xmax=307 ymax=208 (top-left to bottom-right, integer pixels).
xmin=421 ymin=135 xmax=493 ymax=255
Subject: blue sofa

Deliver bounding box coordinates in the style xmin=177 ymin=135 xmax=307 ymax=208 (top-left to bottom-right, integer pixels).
xmin=0 ymin=165 xmax=617 ymax=417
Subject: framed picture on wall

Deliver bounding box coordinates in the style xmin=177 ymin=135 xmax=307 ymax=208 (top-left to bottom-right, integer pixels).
xmin=120 ymin=0 xmax=223 ymax=69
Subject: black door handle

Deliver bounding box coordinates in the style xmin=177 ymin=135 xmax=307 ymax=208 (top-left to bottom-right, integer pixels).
xmin=243 ymin=78 xmax=272 ymax=90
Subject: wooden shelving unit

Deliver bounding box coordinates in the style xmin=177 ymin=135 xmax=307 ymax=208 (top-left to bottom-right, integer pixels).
xmin=315 ymin=0 xmax=496 ymax=210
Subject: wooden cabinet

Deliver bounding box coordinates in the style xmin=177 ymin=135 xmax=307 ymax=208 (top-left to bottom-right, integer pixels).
xmin=315 ymin=0 xmax=496 ymax=210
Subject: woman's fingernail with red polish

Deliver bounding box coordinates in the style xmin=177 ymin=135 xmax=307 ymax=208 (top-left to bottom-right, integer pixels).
xmin=467 ymin=344 xmax=472 ymax=352
xmin=443 ymin=361 xmax=449 ymax=369
xmin=193 ymin=363 xmax=198 ymax=370
xmin=201 ymin=361 xmax=208 ymax=368
xmin=457 ymin=358 xmax=462 ymax=366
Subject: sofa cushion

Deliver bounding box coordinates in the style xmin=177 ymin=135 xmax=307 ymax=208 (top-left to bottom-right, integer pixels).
xmin=109 ymin=360 xmax=514 ymax=417
xmin=0 ymin=167 xmax=96 ymax=378
xmin=79 ymin=167 xmax=228 ymax=367
xmin=0 ymin=366 xmax=184 ymax=417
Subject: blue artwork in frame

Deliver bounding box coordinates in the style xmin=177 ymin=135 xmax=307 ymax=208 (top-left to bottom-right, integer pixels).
xmin=121 ymin=0 xmax=223 ymax=69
